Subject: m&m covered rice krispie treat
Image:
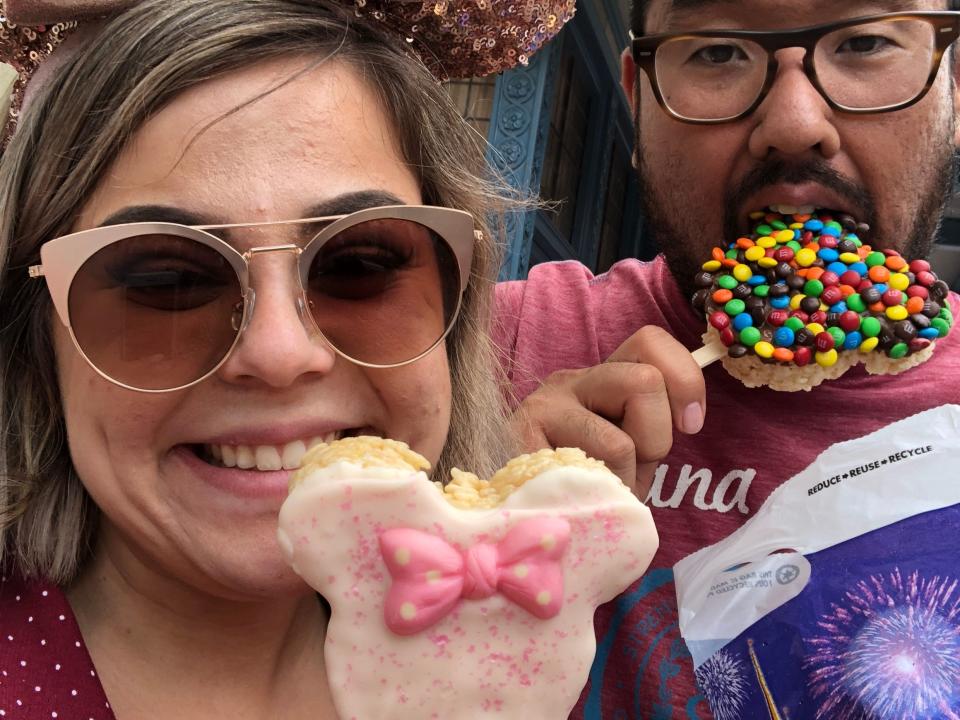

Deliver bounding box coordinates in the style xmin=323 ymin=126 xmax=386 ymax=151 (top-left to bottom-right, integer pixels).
xmin=692 ymin=207 xmax=953 ymax=391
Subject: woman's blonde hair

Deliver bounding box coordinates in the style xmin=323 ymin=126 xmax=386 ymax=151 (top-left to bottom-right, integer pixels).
xmin=0 ymin=0 xmax=517 ymax=583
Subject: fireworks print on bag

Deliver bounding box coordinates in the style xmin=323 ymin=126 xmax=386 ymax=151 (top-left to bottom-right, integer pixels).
xmin=695 ymin=647 xmax=750 ymax=720
xmin=805 ymin=568 xmax=960 ymax=719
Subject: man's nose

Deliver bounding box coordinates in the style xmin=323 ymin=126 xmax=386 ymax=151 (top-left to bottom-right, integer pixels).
xmin=747 ymin=47 xmax=841 ymax=160
xmin=216 ymin=248 xmax=337 ymax=388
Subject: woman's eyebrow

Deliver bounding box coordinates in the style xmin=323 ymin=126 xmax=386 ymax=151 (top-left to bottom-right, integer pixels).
xmin=96 ymin=190 xmax=410 ymax=230
xmin=97 ymin=204 xmax=209 ymax=227
xmin=299 ymin=190 xmax=409 ymax=219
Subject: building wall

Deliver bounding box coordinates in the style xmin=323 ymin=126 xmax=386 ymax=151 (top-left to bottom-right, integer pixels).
xmin=477 ymin=0 xmax=643 ymax=280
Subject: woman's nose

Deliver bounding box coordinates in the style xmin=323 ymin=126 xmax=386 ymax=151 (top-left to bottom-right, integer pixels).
xmin=748 ymin=47 xmax=842 ymax=160
xmin=216 ymin=249 xmax=337 ymax=388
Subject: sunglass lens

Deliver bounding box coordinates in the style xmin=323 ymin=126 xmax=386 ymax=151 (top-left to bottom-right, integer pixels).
xmin=68 ymin=233 xmax=243 ymax=390
xmin=305 ymin=218 xmax=461 ymax=366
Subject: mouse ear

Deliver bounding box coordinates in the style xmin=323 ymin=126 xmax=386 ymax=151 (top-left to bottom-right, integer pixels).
xmin=0 ymin=13 xmax=75 ymax=147
xmin=0 ymin=0 xmax=577 ymax=146
xmin=351 ymin=0 xmax=577 ymax=80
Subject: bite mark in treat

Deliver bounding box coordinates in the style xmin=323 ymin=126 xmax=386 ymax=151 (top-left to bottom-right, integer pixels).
xmin=692 ymin=208 xmax=954 ymax=391
xmin=278 ymin=437 xmax=658 ymax=720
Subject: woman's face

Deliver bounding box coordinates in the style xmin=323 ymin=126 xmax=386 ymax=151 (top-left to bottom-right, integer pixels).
xmin=54 ymin=58 xmax=453 ymax=599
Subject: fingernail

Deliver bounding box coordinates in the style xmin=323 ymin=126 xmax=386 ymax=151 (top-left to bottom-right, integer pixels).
xmin=682 ymin=402 xmax=704 ymax=434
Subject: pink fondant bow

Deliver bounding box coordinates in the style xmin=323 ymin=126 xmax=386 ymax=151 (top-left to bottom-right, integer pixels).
xmin=379 ymin=517 xmax=570 ymax=636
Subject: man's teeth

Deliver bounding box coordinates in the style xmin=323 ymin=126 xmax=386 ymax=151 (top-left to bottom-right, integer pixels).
xmin=205 ymin=433 xmax=339 ymax=471
xmin=768 ymin=204 xmax=817 ymax=215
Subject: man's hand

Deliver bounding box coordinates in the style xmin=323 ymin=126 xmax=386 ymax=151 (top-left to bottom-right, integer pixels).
xmin=511 ymin=326 xmax=706 ymax=498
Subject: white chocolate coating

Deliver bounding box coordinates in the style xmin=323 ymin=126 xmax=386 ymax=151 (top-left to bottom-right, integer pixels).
xmin=277 ymin=462 xmax=658 ymax=719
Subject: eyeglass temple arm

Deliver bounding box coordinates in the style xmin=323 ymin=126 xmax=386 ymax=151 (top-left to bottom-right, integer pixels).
xmin=28 ymin=265 xmax=44 ymax=278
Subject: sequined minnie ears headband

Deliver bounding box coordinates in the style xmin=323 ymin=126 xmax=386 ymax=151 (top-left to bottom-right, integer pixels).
xmin=0 ymin=0 xmax=575 ymax=145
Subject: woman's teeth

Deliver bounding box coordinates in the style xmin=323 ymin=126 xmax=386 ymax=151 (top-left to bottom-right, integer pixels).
xmin=204 ymin=433 xmax=340 ymax=471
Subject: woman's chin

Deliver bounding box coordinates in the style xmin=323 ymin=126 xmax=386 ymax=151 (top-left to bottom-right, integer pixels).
xmin=209 ymin=564 xmax=313 ymax=602
xmin=177 ymin=540 xmax=312 ymax=602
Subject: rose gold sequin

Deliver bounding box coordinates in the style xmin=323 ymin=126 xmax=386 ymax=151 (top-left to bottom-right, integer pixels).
xmin=0 ymin=5 xmax=74 ymax=145
xmin=353 ymin=0 xmax=576 ymax=79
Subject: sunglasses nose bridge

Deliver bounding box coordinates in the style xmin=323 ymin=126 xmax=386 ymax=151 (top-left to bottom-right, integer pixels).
xmin=237 ymin=243 xmax=321 ymax=338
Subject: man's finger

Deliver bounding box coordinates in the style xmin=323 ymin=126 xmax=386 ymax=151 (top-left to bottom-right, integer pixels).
xmin=607 ymin=325 xmax=707 ymax=435
xmin=548 ymin=406 xmax=638 ymax=493
xmin=525 ymin=400 xmax=638 ymax=492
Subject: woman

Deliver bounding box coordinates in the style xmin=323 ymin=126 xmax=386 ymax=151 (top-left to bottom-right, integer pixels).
xmin=0 ymin=1 xmax=545 ymax=716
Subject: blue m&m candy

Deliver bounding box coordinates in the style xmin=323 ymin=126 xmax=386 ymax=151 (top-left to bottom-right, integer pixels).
xmin=732 ymin=313 xmax=754 ymax=331
xmin=843 ymin=331 xmax=863 ymax=350
xmin=774 ymin=327 xmax=795 ymax=347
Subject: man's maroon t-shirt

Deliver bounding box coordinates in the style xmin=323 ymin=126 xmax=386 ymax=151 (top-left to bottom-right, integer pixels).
xmin=494 ymin=254 xmax=960 ymax=718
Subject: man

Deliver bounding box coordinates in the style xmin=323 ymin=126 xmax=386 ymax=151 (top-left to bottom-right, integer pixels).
xmin=495 ymin=0 xmax=960 ymax=715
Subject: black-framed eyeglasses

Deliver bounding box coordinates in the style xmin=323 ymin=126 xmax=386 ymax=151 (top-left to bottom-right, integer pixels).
xmin=631 ymin=11 xmax=960 ymax=124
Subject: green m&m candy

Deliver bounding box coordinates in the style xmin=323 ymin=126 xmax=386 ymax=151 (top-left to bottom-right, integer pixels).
xmin=827 ymin=326 xmax=846 ymax=347
xmin=889 ymin=343 xmax=909 ymax=359
xmin=804 ymin=279 xmax=824 ymax=297
xmin=932 ymin=318 xmax=951 ymax=338
xmin=739 ymin=326 xmax=762 ymax=347
xmin=861 ymin=316 xmax=882 ymax=338
xmin=845 ymin=293 xmax=866 ymax=313
xmin=866 ymin=251 xmax=886 ymax=267
xmin=725 ymin=299 xmax=746 ymax=316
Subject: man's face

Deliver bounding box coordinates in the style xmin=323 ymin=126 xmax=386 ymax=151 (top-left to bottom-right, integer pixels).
xmin=622 ymin=0 xmax=958 ymax=296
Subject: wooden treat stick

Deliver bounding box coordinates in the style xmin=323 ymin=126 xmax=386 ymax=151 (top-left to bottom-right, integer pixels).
xmin=692 ymin=338 xmax=726 ymax=368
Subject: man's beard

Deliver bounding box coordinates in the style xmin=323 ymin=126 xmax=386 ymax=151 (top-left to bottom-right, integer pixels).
xmin=637 ymin=147 xmax=957 ymax=300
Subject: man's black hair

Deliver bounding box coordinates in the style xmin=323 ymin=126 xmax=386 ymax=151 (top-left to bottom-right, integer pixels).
xmin=630 ymin=0 xmax=960 ymax=36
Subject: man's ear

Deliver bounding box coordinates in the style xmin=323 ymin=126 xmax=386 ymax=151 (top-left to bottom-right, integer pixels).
xmin=621 ymin=48 xmax=638 ymax=117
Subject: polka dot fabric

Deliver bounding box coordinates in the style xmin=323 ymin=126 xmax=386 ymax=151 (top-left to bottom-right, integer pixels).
xmin=0 ymin=570 xmax=113 ymax=719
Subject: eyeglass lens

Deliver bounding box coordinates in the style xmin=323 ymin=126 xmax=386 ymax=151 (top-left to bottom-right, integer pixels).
xmin=654 ymin=18 xmax=937 ymax=121
xmin=67 ymin=218 xmax=460 ymax=391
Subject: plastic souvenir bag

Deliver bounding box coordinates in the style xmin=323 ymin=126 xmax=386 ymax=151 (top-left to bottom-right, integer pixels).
xmin=674 ymin=404 xmax=960 ymax=719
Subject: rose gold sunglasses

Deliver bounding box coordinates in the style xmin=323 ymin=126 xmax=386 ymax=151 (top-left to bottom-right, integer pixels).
xmin=29 ymin=204 xmax=476 ymax=392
